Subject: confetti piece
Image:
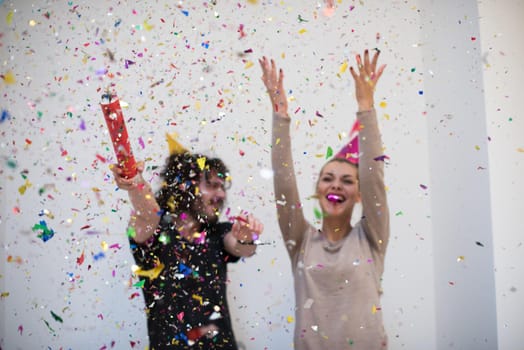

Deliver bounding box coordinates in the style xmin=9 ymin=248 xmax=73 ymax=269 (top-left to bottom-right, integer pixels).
xmin=18 ymin=179 xmax=32 ymax=194
xmin=379 ymin=101 xmax=387 ymax=108
xmin=43 ymin=319 xmax=55 ymax=333
xmin=2 ymin=70 xmax=16 ymax=84
xmin=238 ymin=24 xmax=246 ymax=39
xmin=286 ymin=315 xmax=294 ymax=323
xmin=6 ymin=10 xmax=14 ymax=25
xmin=129 ymin=292 xmax=140 ymax=300
xmin=126 ymin=226 xmax=136 ymax=238
xmin=1 ymin=109 xmax=11 ymax=122
xmin=143 ymin=20 xmax=154 ymax=31
xmin=374 ymin=155 xmax=389 ymax=162
xmin=339 ymin=61 xmax=348 ymax=74
xmin=76 ymin=251 xmax=85 ymax=266
xmin=314 ymin=207 xmax=324 ymax=220
xmin=197 ymin=156 xmax=206 ymax=170
xmin=192 ymin=294 xmax=203 ymax=305
xmin=419 ymin=184 xmax=428 ymax=190
xmin=93 ymin=252 xmax=105 ymax=260
xmin=32 ymin=220 xmax=55 ymax=242
xmin=179 ymin=263 xmax=192 ymax=277
xmin=475 ymin=241 xmax=485 ymax=247
xmin=124 ymin=59 xmax=135 ymax=69
xmin=6 ymin=255 xmax=22 ymax=264
xmin=298 ymin=28 xmax=307 ymax=34
xmin=50 ymin=310 xmax=63 ymax=323
xmin=303 ymin=298 xmax=314 ymax=309
xmin=133 ymin=261 xmax=165 ymax=280
xmin=325 ymin=146 xmax=333 ymax=159
xmin=133 ymin=279 xmax=145 ymax=288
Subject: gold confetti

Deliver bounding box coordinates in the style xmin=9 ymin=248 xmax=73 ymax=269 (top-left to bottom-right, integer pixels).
xmin=197 ymin=156 xmax=206 ymax=170
xmin=339 ymin=60 xmax=348 ymax=74
xmin=2 ymin=70 xmax=16 ymax=84
xmin=6 ymin=10 xmax=14 ymax=26
xmin=132 ymin=260 xmax=165 ymax=280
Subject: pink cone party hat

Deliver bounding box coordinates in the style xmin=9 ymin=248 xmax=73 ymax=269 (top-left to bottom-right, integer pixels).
xmin=335 ymin=120 xmax=360 ymax=164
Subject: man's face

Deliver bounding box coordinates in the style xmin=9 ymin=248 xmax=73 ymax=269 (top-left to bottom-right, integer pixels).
xmin=191 ymin=171 xmax=228 ymax=224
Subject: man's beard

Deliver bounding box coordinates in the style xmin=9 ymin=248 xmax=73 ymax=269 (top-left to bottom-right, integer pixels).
xmin=190 ymin=197 xmax=222 ymax=225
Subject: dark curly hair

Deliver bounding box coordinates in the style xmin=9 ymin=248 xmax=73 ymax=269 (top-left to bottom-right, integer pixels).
xmin=155 ymin=152 xmax=230 ymax=214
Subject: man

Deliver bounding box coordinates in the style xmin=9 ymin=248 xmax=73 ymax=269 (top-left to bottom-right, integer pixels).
xmin=111 ymin=139 xmax=263 ymax=349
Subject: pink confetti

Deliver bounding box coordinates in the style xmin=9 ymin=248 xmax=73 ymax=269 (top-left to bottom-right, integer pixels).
xmin=96 ymin=154 xmax=107 ymax=163
xmin=238 ymin=24 xmax=246 ymax=39
xmin=18 ymin=325 xmax=23 ymax=335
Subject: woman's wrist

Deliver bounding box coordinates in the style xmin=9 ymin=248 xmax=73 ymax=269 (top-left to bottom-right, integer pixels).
xmin=358 ymin=101 xmax=374 ymax=112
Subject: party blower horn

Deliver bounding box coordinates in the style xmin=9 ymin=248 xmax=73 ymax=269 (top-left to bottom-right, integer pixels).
xmin=100 ymin=92 xmax=137 ymax=179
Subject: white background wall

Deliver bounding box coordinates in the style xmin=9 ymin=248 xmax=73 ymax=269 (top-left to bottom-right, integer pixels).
xmin=0 ymin=1 xmax=522 ymax=349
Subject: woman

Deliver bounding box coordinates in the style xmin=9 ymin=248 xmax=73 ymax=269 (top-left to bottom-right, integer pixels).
xmin=259 ymin=49 xmax=389 ymax=349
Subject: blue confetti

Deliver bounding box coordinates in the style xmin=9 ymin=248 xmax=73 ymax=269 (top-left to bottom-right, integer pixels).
xmin=1 ymin=109 xmax=11 ymax=123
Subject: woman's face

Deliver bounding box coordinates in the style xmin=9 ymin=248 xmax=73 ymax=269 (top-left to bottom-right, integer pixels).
xmin=316 ymin=160 xmax=360 ymax=218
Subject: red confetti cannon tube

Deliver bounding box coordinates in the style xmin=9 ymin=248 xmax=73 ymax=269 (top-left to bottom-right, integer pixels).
xmin=100 ymin=94 xmax=137 ymax=178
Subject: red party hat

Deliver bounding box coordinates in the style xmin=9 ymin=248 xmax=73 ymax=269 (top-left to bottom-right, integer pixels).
xmin=335 ymin=120 xmax=360 ymax=164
